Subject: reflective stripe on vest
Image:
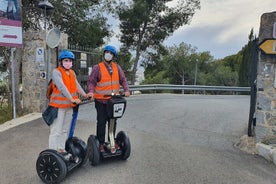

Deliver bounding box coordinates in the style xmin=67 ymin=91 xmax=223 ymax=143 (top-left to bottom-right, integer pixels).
xmin=49 ymin=67 xmax=78 ymax=108
xmin=94 ymin=62 xmax=120 ymax=100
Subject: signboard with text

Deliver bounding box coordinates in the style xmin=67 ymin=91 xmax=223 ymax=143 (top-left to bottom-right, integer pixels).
xmin=0 ymin=0 xmax=22 ymax=47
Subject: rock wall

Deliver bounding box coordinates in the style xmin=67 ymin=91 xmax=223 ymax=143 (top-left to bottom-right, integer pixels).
xmin=22 ymin=30 xmax=68 ymax=113
xmin=256 ymin=11 xmax=276 ymax=143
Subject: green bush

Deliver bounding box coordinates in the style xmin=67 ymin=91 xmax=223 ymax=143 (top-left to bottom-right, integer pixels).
xmin=0 ymin=105 xmax=12 ymax=124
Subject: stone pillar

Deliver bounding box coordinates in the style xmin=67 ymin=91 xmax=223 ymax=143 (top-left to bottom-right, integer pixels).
xmin=22 ymin=31 xmax=68 ymax=113
xmin=256 ymin=11 xmax=276 ymax=143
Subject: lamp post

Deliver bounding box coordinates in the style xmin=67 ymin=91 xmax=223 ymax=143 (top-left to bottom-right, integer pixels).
xmin=194 ymin=59 xmax=198 ymax=85
xmin=38 ymin=0 xmax=54 ymax=30
xmin=38 ymin=0 xmax=54 ymax=83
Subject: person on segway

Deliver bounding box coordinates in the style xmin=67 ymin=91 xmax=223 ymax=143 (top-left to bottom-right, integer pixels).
xmin=48 ymin=50 xmax=89 ymax=162
xmin=87 ymin=45 xmax=130 ymax=153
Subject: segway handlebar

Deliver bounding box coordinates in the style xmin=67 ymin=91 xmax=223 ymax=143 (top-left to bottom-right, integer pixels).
xmin=104 ymin=92 xmax=126 ymax=97
xmin=72 ymin=97 xmax=93 ymax=105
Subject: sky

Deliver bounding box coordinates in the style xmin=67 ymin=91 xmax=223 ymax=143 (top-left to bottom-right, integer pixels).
xmin=108 ymin=0 xmax=276 ymax=60
xmin=163 ymin=0 xmax=276 ymax=59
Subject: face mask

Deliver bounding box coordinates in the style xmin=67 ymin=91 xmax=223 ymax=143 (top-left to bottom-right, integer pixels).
xmin=62 ymin=62 xmax=72 ymax=69
xmin=104 ymin=53 xmax=113 ymax=62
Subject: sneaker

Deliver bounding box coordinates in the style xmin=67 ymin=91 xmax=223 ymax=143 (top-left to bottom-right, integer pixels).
xmin=100 ymin=144 xmax=105 ymax=152
xmin=61 ymin=152 xmax=73 ymax=161
xmin=115 ymin=143 xmax=120 ymax=149
xmin=72 ymin=156 xmax=80 ymax=163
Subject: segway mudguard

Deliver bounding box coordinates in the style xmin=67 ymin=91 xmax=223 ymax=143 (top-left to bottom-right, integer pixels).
xmin=65 ymin=137 xmax=87 ymax=163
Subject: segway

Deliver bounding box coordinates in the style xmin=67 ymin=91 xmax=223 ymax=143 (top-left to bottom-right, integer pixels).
xmin=36 ymin=104 xmax=87 ymax=184
xmin=87 ymin=93 xmax=131 ymax=166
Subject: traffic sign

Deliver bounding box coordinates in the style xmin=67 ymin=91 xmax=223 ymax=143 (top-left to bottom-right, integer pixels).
xmin=40 ymin=71 xmax=46 ymax=79
xmin=259 ymin=39 xmax=276 ymax=54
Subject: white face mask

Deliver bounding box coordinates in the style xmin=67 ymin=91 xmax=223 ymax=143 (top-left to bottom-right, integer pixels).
xmin=104 ymin=53 xmax=113 ymax=62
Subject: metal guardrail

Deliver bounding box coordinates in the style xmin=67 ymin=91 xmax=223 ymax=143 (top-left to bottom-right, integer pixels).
xmin=128 ymin=84 xmax=250 ymax=92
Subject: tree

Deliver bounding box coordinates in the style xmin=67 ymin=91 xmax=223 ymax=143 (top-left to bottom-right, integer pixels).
xmin=117 ymin=0 xmax=200 ymax=84
xmin=238 ymin=28 xmax=256 ymax=87
xmin=22 ymin=0 xmax=112 ymax=48
xmin=142 ymin=42 xmax=214 ymax=90
xmin=116 ymin=47 xmax=134 ymax=82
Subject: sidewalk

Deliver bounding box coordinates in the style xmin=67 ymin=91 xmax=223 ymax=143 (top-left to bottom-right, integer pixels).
xmin=0 ymin=112 xmax=42 ymax=132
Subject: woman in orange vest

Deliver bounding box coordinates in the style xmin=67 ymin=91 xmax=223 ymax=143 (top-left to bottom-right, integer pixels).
xmin=87 ymin=45 xmax=130 ymax=152
xmin=49 ymin=50 xmax=89 ymax=160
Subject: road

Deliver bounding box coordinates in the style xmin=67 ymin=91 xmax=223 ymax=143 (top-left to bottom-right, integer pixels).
xmin=0 ymin=94 xmax=276 ymax=184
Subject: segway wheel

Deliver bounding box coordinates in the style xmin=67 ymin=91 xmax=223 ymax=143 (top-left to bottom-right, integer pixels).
xmin=65 ymin=137 xmax=87 ymax=164
xmin=116 ymin=131 xmax=131 ymax=160
xmin=88 ymin=135 xmax=100 ymax=166
xmin=36 ymin=150 xmax=67 ymax=184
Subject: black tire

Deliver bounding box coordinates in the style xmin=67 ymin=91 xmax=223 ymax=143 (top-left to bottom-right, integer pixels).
xmin=65 ymin=137 xmax=87 ymax=164
xmin=116 ymin=131 xmax=131 ymax=160
xmin=36 ymin=150 xmax=67 ymax=184
xmin=88 ymin=135 xmax=100 ymax=166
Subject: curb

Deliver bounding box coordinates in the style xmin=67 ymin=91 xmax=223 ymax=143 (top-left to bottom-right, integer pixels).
xmin=0 ymin=112 xmax=42 ymax=133
xmin=256 ymin=143 xmax=276 ymax=165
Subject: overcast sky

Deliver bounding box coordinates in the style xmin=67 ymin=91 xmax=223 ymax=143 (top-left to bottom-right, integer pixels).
xmin=163 ymin=0 xmax=276 ymax=59
xmin=108 ymin=0 xmax=275 ymax=60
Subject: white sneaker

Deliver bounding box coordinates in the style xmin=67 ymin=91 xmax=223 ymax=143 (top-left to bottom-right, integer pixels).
xmin=73 ymin=156 xmax=80 ymax=163
xmin=61 ymin=152 xmax=73 ymax=161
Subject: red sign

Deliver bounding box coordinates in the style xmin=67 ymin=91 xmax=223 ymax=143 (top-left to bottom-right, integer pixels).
xmin=0 ymin=0 xmax=22 ymax=48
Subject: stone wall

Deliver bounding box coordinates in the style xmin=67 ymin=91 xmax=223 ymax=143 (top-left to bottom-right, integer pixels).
xmin=256 ymin=11 xmax=276 ymax=143
xmin=22 ymin=30 xmax=68 ymax=113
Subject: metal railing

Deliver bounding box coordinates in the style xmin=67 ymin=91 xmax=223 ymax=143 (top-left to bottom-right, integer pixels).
xmin=127 ymin=84 xmax=250 ymax=93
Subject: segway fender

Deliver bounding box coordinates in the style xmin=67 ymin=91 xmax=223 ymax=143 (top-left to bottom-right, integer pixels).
xmin=65 ymin=137 xmax=87 ymax=161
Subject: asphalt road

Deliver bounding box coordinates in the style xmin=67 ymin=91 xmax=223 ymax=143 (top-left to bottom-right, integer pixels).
xmin=1 ymin=94 xmax=276 ymax=184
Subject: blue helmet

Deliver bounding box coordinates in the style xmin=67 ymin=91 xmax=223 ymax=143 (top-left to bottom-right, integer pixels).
xmin=58 ymin=50 xmax=75 ymax=61
xmin=104 ymin=45 xmax=117 ymax=56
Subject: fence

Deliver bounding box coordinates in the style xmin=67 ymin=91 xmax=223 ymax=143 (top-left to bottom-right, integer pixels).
xmin=127 ymin=84 xmax=250 ymax=93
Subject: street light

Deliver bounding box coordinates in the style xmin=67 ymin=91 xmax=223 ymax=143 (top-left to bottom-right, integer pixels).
xmin=194 ymin=59 xmax=198 ymax=85
xmin=38 ymin=0 xmax=54 ymax=30
xmin=38 ymin=0 xmax=54 ymax=83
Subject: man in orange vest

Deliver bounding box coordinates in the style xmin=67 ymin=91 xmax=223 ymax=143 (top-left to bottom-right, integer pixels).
xmin=87 ymin=45 xmax=130 ymax=152
xmin=49 ymin=50 xmax=89 ymax=160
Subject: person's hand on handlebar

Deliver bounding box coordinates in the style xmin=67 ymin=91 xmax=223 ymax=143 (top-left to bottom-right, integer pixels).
xmin=71 ymin=98 xmax=81 ymax=104
xmin=124 ymin=91 xmax=130 ymax=97
xmin=87 ymin=92 xmax=94 ymax=99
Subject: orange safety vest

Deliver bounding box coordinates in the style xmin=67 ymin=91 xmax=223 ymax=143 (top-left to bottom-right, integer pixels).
xmin=49 ymin=67 xmax=78 ymax=108
xmin=94 ymin=62 xmax=120 ymax=100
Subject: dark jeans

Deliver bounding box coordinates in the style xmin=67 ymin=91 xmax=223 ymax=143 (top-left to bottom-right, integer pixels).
xmin=95 ymin=100 xmax=116 ymax=144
